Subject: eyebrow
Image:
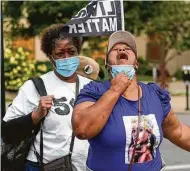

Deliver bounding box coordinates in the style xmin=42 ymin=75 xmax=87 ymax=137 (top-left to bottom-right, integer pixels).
xmin=125 ymin=47 xmax=132 ymax=50
xmin=55 ymin=46 xmax=76 ymax=52
xmin=113 ymin=46 xmax=132 ymax=50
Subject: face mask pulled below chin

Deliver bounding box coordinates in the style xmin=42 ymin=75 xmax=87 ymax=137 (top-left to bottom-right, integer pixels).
xmin=110 ymin=65 xmax=136 ymax=80
xmin=53 ymin=56 xmax=79 ymax=77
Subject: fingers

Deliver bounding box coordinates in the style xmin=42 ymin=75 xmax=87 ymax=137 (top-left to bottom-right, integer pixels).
xmin=39 ymin=95 xmax=54 ymax=110
xmin=117 ymin=72 xmax=130 ymax=79
xmin=40 ymin=95 xmax=54 ymax=103
xmin=33 ymin=95 xmax=55 ymax=121
xmin=119 ymin=73 xmax=130 ymax=81
xmin=110 ymin=73 xmax=132 ymax=95
xmin=41 ymin=95 xmax=54 ymax=101
xmin=41 ymin=103 xmax=52 ymax=110
xmin=114 ymin=73 xmax=131 ymax=84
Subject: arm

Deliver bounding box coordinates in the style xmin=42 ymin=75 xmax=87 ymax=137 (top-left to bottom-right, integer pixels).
xmin=2 ymin=93 xmax=54 ymax=143
xmin=72 ymin=73 xmax=131 ymax=139
xmin=162 ymin=109 xmax=190 ymax=152
xmin=31 ymin=95 xmax=54 ymax=124
xmin=2 ymin=80 xmax=53 ymax=142
xmin=2 ymin=93 xmax=54 ymax=141
xmin=72 ymin=90 xmax=120 ymax=139
xmin=2 ymin=114 xmax=40 ymax=143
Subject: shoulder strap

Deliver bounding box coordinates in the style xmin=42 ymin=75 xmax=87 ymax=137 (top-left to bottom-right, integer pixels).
xmin=128 ymin=85 xmax=141 ymax=171
xmin=30 ymin=77 xmax=47 ymax=97
xmin=30 ymin=77 xmax=46 ymax=166
xmin=31 ymin=77 xmax=78 ymax=160
xmin=69 ymin=76 xmax=79 ymax=156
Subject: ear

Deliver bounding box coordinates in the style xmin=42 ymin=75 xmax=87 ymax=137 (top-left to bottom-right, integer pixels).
xmin=134 ymin=60 xmax=139 ymax=71
xmin=49 ymin=55 xmax=56 ymax=67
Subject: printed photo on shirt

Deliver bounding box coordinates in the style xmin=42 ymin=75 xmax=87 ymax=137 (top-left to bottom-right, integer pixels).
xmin=123 ymin=114 xmax=161 ymax=164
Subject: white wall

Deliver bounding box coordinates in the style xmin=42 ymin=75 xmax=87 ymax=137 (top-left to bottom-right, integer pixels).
xmin=166 ymin=50 xmax=190 ymax=76
xmin=135 ymin=35 xmax=148 ymax=59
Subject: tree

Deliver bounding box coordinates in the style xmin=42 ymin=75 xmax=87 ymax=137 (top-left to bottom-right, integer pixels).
xmin=4 ymin=46 xmax=35 ymax=91
xmin=4 ymin=1 xmax=190 ymax=46
xmin=3 ymin=1 xmax=87 ymax=37
xmin=124 ymin=1 xmax=190 ymax=87
xmin=4 ymin=1 xmax=190 ymax=50
xmin=144 ymin=2 xmax=190 ymax=87
xmin=3 ymin=1 xmax=190 ymax=85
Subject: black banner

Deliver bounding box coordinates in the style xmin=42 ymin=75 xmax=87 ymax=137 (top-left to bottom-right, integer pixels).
xmin=60 ymin=0 xmax=124 ymax=37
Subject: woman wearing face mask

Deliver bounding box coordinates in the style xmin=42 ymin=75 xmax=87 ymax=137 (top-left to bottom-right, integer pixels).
xmin=72 ymin=30 xmax=190 ymax=171
xmin=2 ymin=24 xmax=92 ymax=171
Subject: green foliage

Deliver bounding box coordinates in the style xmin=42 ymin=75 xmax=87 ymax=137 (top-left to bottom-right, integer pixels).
xmin=3 ymin=1 xmax=190 ymax=55
xmin=35 ymin=61 xmax=53 ymax=77
xmin=3 ymin=1 xmax=190 ymax=87
xmin=4 ymin=47 xmax=35 ymax=91
xmin=95 ymin=58 xmax=109 ymax=81
xmin=95 ymin=57 xmax=105 ymax=66
xmin=124 ymin=1 xmax=161 ymax=35
xmin=137 ymin=57 xmax=152 ymax=76
xmin=144 ymin=2 xmax=190 ymax=52
xmin=3 ymin=1 xmax=87 ymax=37
xmin=98 ymin=65 xmax=109 ymax=81
xmin=173 ymin=69 xmax=183 ymax=80
xmin=4 ymin=46 xmax=54 ymax=91
xmin=137 ymin=75 xmax=153 ymax=82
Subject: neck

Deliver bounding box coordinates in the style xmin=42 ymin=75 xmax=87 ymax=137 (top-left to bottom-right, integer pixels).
xmin=54 ymin=69 xmax=77 ymax=83
xmin=122 ymin=76 xmax=141 ymax=100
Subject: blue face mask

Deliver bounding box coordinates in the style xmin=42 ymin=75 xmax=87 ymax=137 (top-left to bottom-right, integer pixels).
xmin=110 ymin=65 xmax=136 ymax=80
xmin=52 ymin=56 xmax=79 ymax=77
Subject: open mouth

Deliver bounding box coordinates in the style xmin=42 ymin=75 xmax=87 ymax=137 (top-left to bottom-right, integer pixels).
xmin=117 ymin=52 xmax=129 ymax=61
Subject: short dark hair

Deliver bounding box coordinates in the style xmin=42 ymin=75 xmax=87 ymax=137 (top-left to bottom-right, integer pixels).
xmin=40 ymin=24 xmax=83 ymax=57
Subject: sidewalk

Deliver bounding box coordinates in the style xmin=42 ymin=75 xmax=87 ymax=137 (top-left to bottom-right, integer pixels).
xmin=168 ymin=81 xmax=190 ymax=114
xmin=168 ymin=81 xmax=186 ymax=95
xmin=170 ymin=95 xmax=190 ymax=114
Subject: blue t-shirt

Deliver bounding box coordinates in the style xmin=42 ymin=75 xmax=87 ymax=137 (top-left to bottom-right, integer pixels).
xmin=75 ymin=81 xmax=171 ymax=171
